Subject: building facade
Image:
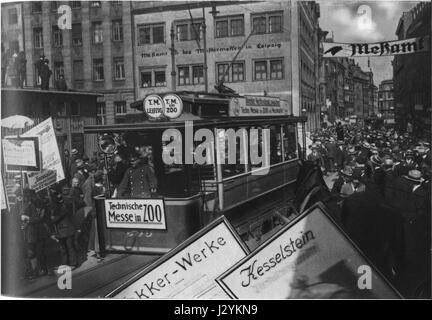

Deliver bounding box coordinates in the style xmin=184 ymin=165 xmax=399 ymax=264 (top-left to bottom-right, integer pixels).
xmin=132 ymin=1 xmax=321 ymax=132
xmin=378 ymin=79 xmax=394 ymax=122
xmin=22 ymin=1 xmax=135 ymax=125
xmin=1 ymin=2 xmax=24 ymax=54
xmin=394 ymin=1 xmax=431 ymax=136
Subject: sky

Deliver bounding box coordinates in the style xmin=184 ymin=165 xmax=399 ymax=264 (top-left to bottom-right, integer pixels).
xmin=317 ymin=0 xmax=419 ymax=85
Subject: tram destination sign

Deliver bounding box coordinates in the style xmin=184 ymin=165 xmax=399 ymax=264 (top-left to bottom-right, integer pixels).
xmin=105 ymin=199 xmax=167 ymax=230
xmin=229 ymin=96 xmax=289 ymax=117
xmin=107 ymin=217 xmax=249 ymax=299
xmin=216 ymin=203 xmax=401 ymax=299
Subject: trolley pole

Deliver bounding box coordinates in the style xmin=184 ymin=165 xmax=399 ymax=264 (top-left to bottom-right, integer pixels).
xmin=170 ymin=23 xmax=176 ymax=91
xmin=202 ymin=7 xmax=208 ymax=93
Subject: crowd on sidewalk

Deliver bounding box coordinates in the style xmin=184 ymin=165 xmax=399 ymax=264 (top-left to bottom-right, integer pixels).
xmin=306 ymin=121 xmax=431 ymax=297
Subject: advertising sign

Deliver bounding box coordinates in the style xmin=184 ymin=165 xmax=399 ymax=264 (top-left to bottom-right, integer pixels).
xmin=216 ymin=203 xmax=401 ymax=299
xmin=107 ymin=217 xmax=249 ymax=299
xmin=229 ymin=96 xmax=288 ymax=117
xmin=323 ymin=36 xmax=429 ymax=58
xmin=22 ymin=118 xmax=65 ymax=191
xmin=3 ymin=137 xmax=40 ymax=172
xmin=105 ymin=199 xmax=167 ymax=230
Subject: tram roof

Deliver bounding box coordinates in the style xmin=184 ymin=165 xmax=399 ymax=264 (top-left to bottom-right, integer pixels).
xmin=84 ymin=114 xmax=306 ymax=133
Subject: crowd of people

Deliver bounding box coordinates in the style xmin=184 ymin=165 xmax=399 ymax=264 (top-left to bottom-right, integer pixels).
xmin=307 ymin=121 xmax=430 ymax=200
xmin=18 ymin=144 xmax=158 ymax=280
xmin=306 ymin=121 xmax=431 ymax=297
xmin=1 ymin=50 xmax=67 ymax=91
xmin=12 ymin=120 xmax=431 ymax=297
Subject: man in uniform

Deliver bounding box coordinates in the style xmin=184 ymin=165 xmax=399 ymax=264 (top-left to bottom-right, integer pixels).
xmin=117 ymin=154 xmax=158 ymax=198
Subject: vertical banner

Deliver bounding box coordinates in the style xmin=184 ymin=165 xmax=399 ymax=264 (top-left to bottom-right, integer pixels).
xmin=23 ymin=118 xmax=65 ymax=191
xmin=1 ymin=176 xmax=8 ymax=210
xmin=107 ymin=216 xmax=249 ymax=299
xmin=216 ymin=203 xmax=401 ymax=299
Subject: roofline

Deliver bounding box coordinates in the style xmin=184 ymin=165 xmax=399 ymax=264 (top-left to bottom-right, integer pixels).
xmin=132 ymin=1 xmax=258 ymax=15
xmin=84 ymin=115 xmax=307 ymax=133
xmin=1 ymin=88 xmax=103 ymax=97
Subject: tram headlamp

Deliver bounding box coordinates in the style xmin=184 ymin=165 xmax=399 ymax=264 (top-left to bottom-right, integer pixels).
xmin=98 ymin=134 xmax=117 ymax=155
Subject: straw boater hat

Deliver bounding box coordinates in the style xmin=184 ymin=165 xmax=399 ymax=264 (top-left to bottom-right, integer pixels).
xmin=404 ymin=170 xmax=424 ymax=183
xmin=71 ymin=148 xmax=78 ymax=155
xmin=370 ymin=155 xmax=382 ymax=166
xmin=75 ymin=158 xmax=84 ymax=169
xmin=363 ymin=142 xmax=371 ymax=149
xmin=382 ymin=156 xmax=394 ymax=170
xmin=354 ymin=156 xmax=366 ymax=169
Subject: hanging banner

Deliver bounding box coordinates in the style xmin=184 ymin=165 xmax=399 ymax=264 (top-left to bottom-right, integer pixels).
xmin=3 ymin=136 xmax=41 ymax=172
xmin=323 ymin=36 xmax=430 ymax=58
xmin=216 ymin=203 xmax=401 ymax=299
xmin=107 ymin=217 xmax=249 ymax=299
xmin=23 ymin=118 xmax=65 ymax=191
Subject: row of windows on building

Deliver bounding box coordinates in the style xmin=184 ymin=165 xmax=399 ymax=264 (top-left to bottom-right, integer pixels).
xmin=137 ymin=11 xmax=283 ymax=45
xmin=32 ymin=20 xmax=123 ymax=49
xmin=31 ymin=11 xmax=284 ymax=48
xmin=53 ymin=57 xmax=283 ymax=85
xmin=140 ymin=59 xmax=284 ymax=88
xmin=30 ymin=1 xmax=121 ymax=14
xmin=96 ymin=100 xmax=127 ymax=125
xmin=46 ymin=60 xmax=285 ymax=88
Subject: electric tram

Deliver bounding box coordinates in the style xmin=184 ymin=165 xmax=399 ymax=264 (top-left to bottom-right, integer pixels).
xmin=85 ymin=91 xmax=306 ymax=253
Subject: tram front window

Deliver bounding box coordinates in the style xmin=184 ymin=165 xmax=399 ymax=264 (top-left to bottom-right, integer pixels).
xmin=101 ymin=132 xmax=201 ymax=199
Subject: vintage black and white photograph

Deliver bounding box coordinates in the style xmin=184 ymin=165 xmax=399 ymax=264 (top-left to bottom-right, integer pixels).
xmin=0 ymin=0 xmax=430 ymax=302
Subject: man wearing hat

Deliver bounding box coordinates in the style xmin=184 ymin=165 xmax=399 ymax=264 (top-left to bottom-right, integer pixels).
xmin=69 ymin=148 xmax=80 ymax=179
xmin=394 ymin=149 xmax=418 ymax=177
xmin=325 ymin=137 xmax=339 ymax=173
xmin=50 ymin=188 xmax=77 ymax=269
xmin=387 ymin=169 xmax=430 ymax=295
xmin=73 ymin=159 xmax=88 ymax=189
xmin=117 ymin=154 xmax=158 ymax=198
xmin=331 ymin=165 xmax=353 ymax=195
xmin=83 ymin=169 xmax=105 ymax=261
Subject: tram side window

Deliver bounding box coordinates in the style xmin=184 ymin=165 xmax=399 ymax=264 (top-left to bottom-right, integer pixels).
xmin=269 ymin=125 xmax=283 ymax=165
xmin=249 ymin=126 xmax=263 ymax=172
xmin=282 ymin=124 xmax=298 ymax=161
xmin=218 ymin=128 xmax=247 ymax=179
